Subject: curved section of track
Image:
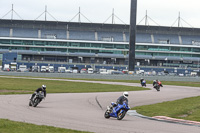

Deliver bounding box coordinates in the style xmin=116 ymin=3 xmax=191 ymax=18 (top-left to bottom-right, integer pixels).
xmin=0 ymin=80 xmax=200 ymax=133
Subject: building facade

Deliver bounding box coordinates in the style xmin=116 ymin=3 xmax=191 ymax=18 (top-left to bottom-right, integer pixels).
xmin=0 ymin=19 xmax=200 ymax=71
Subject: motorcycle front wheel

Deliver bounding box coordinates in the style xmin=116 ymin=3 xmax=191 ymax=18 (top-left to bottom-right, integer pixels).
xmin=104 ymin=110 xmax=110 ymax=119
xmin=29 ymin=100 xmax=32 ymax=106
xmin=117 ymin=109 xmax=126 ymax=120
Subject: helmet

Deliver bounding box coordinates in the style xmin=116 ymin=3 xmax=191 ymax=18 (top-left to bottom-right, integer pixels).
xmin=141 ymin=78 xmax=144 ymax=80
xmin=123 ymin=91 xmax=128 ymax=98
xmin=42 ymin=85 xmax=46 ymax=90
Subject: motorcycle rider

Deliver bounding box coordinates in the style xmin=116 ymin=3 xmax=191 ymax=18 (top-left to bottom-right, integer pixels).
xmin=117 ymin=91 xmax=129 ymax=105
xmin=108 ymin=92 xmax=129 ymax=111
xmin=140 ymin=78 xmax=144 ymax=84
xmin=30 ymin=85 xmax=46 ymax=101
xmin=153 ymin=80 xmax=157 ymax=87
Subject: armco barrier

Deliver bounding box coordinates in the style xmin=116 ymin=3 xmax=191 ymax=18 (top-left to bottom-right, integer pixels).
xmin=0 ymin=71 xmax=199 ymax=82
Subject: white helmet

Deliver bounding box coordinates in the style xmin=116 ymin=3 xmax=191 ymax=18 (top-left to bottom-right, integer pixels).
xmin=123 ymin=91 xmax=128 ymax=98
xmin=42 ymin=85 xmax=46 ymax=90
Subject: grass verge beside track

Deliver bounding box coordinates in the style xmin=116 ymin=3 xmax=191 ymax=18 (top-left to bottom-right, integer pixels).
xmin=0 ymin=77 xmax=148 ymax=95
xmin=132 ymin=96 xmax=200 ymax=122
xmin=0 ymin=119 xmax=91 ymax=133
xmin=1 ymin=75 xmax=200 ymax=87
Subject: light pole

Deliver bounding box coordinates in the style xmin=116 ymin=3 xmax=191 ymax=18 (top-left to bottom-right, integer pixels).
xmin=128 ymin=0 xmax=137 ymax=72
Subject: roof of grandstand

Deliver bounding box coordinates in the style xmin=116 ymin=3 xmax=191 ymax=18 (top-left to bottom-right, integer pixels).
xmin=1 ymin=19 xmax=200 ymax=36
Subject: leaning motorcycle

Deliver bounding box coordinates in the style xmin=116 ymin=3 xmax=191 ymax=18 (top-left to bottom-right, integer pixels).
xmin=141 ymin=80 xmax=146 ymax=87
xmin=104 ymin=101 xmax=130 ymax=120
xmin=29 ymin=92 xmax=44 ymax=107
xmin=154 ymin=81 xmax=163 ymax=91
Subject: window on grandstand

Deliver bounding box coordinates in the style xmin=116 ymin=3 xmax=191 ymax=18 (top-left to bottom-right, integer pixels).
xmin=102 ymin=37 xmax=114 ymax=42
xmin=193 ymin=48 xmax=200 ymax=52
xmin=158 ymin=39 xmax=170 ymax=44
xmin=45 ymin=34 xmax=57 ymax=39
xmin=0 ymin=39 xmax=10 ymax=44
xmin=102 ymin=44 xmax=113 ymax=48
xmin=91 ymin=43 xmax=101 ymax=48
xmin=115 ymin=44 xmax=125 ymax=49
xmin=171 ymin=47 xmax=180 ymax=51
xmin=136 ymin=45 xmax=148 ymax=50
xmin=181 ymin=47 xmax=191 ymax=52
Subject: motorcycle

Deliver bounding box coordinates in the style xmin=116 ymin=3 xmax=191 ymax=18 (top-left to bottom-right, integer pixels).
xmin=154 ymin=81 xmax=163 ymax=91
xmin=104 ymin=101 xmax=130 ymax=120
xmin=141 ymin=80 xmax=146 ymax=87
xmin=29 ymin=92 xmax=45 ymax=107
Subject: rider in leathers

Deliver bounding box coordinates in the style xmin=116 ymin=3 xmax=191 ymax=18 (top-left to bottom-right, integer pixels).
xmin=116 ymin=92 xmax=128 ymax=105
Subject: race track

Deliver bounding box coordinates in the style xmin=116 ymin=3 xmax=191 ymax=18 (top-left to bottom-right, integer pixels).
xmin=0 ymin=79 xmax=200 ymax=133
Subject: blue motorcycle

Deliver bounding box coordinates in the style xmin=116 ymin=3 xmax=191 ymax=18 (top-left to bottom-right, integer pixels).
xmin=141 ymin=80 xmax=146 ymax=87
xmin=104 ymin=101 xmax=130 ymax=120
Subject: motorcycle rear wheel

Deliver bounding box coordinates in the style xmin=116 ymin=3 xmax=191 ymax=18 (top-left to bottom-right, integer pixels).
xmin=117 ymin=109 xmax=126 ymax=120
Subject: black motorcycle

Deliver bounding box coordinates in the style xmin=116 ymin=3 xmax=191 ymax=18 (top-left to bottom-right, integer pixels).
xmin=154 ymin=82 xmax=163 ymax=91
xmin=29 ymin=92 xmax=44 ymax=107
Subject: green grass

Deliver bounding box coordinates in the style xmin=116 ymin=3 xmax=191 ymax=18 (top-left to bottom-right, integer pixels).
xmin=0 ymin=77 xmax=148 ymax=95
xmin=133 ymin=96 xmax=200 ymax=122
xmin=43 ymin=77 xmax=200 ymax=87
xmin=3 ymin=75 xmax=200 ymax=87
xmin=0 ymin=119 xmax=91 ymax=133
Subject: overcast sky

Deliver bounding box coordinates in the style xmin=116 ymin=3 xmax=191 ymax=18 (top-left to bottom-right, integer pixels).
xmin=1 ymin=0 xmax=200 ymax=28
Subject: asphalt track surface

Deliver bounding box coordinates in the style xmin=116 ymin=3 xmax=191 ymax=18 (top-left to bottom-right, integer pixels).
xmin=0 ymin=77 xmax=200 ymax=133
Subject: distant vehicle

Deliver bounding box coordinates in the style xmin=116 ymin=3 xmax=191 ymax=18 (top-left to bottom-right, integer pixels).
xmin=191 ymin=72 xmax=197 ymax=76
xmin=32 ymin=66 xmax=40 ymax=72
xmin=10 ymin=62 xmax=17 ymax=71
xmin=65 ymin=69 xmax=72 ymax=73
xmin=58 ymin=67 xmax=66 ymax=73
xmin=111 ymin=71 xmax=124 ymax=75
xmin=72 ymin=69 xmax=78 ymax=73
xmin=179 ymin=73 xmax=184 ymax=77
xmin=136 ymin=70 xmax=144 ymax=74
xmin=3 ymin=64 xmax=10 ymax=71
xmin=80 ymin=68 xmax=87 ymax=74
xmin=122 ymin=70 xmax=128 ymax=74
xmin=99 ymin=69 xmax=108 ymax=74
xmin=48 ymin=66 xmax=54 ymax=73
xmin=17 ymin=65 xmax=28 ymax=72
xmin=87 ymin=68 xmax=94 ymax=74
xmin=168 ymin=73 xmax=176 ymax=76
xmin=151 ymin=71 xmax=157 ymax=76
xmin=41 ymin=66 xmax=47 ymax=72
xmin=107 ymin=70 xmax=115 ymax=74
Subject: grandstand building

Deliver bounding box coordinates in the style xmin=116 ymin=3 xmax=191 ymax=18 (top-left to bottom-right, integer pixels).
xmin=0 ymin=19 xmax=200 ymax=71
